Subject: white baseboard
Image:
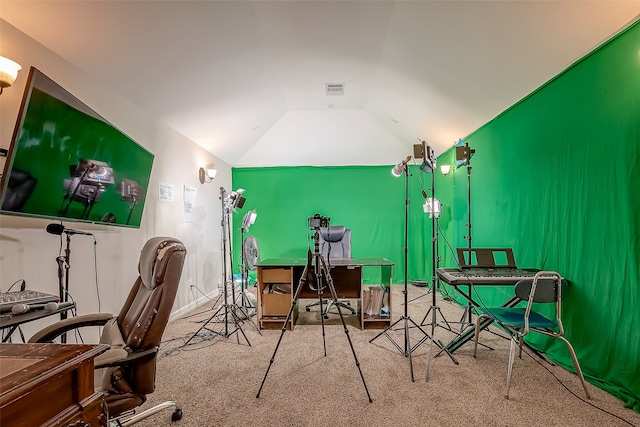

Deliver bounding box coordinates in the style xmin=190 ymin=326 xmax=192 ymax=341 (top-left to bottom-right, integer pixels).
xmin=169 ymin=288 xmax=220 ymax=322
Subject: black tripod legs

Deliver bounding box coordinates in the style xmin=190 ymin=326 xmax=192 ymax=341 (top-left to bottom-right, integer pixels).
xmin=257 ymin=260 xmax=372 ymax=403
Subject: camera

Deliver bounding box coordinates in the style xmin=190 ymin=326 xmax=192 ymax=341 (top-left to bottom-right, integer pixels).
xmin=308 ymin=213 xmax=330 ymax=229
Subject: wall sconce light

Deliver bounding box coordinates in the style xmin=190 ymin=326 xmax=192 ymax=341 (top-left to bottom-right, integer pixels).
xmin=0 ymin=56 xmax=22 ymax=95
xmin=198 ymin=164 xmax=217 ymax=184
xmin=440 ymin=164 xmax=451 ymax=176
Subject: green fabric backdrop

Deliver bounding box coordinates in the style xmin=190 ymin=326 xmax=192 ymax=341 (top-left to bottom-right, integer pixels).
xmin=437 ymin=20 xmax=640 ymax=410
xmin=232 ymin=165 xmax=437 ymax=286
xmin=233 ymin=19 xmax=640 ymax=411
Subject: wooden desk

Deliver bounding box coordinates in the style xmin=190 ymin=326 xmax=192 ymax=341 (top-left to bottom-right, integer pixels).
xmin=0 ymin=343 xmax=108 ymax=427
xmin=256 ymin=257 xmax=393 ymax=330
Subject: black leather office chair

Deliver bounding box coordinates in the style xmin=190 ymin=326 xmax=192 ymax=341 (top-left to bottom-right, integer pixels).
xmin=29 ymin=237 xmax=187 ymax=425
xmin=305 ymin=225 xmax=356 ymax=318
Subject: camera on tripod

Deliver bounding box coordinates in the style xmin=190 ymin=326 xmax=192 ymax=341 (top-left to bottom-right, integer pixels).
xmin=308 ymin=213 xmax=330 ymax=229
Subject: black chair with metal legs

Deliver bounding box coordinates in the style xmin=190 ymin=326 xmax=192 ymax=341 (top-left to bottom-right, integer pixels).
xmin=305 ymin=225 xmax=356 ymax=318
xmin=473 ymin=271 xmax=591 ymax=399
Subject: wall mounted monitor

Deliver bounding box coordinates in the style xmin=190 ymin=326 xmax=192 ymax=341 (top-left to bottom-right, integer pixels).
xmin=0 ymin=67 xmax=154 ymax=228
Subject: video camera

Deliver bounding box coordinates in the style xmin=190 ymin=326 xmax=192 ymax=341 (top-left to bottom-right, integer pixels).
xmin=308 ymin=213 xmax=330 ymax=229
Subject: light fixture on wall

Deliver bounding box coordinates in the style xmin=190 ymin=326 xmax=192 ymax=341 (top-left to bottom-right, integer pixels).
xmin=440 ymin=164 xmax=451 ymax=176
xmin=198 ymin=164 xmax=217 ymax=184
xmin=0 ymin=56 xmax=22 ymax=95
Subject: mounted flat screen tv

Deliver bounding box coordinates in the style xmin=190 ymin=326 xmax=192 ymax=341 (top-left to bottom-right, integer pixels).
xmin=0 ymin=67 xmax=154 ymax=228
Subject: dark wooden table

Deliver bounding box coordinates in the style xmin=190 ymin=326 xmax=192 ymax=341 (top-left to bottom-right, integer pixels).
xmin=0 ymin=343 xmax=108 ymax=426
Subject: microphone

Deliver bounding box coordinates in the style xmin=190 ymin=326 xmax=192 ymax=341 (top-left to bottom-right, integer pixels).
xmin=10 ymin=301 xmax=73 ymax=315
xmin=392 ymin=156 xmax=412 ymax=177
xmin=46 ymin=223 xmax=93 ymax=236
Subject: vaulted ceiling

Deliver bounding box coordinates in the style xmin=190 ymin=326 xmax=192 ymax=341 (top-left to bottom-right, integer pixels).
xmin=1 ymin=1 xmax=638 ymax=166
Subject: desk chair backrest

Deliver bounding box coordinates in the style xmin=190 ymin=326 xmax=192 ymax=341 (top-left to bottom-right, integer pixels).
xmin=319 ymin=226 xmax=351 ymax=259
xmin=107 ymin=237 xmax=186 ymax=414
xmin=514 ymin=273 xmax=564 ymax=335
xmin=473 ymin=271 xmax=590 ymax=399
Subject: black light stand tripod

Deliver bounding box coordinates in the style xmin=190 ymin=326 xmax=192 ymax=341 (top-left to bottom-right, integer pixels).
xmin=237 ymin=212 xmax=261 ymax=335
xmin=456 ymin=141 xmax=476 ymax=330
xmin=257 ymin=215 xmax=372 ymax=402
xmin=369 ymin=157 xmax=440 ymax=382
xmin=419 ymin=204 xmax=454 ymax=335
xmin=184 ymin=187 xmax=251 ymax=347
xmin=419 ymin=149 xmax=459 ymax=381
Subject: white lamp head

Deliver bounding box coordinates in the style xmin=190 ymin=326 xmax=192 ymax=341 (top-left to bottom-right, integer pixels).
xmin=423 ymin=197 xmax=441 ymax=218
xmin=0 ymin=56 xmax=22 ymax=94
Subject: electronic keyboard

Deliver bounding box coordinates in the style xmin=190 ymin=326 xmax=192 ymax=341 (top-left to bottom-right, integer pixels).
xmin=437 ymin=267 xmax=540 ymax=285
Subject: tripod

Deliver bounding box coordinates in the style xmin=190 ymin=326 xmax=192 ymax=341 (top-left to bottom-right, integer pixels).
xmin=369 ymin=162 xmax=441 ymax=381
xmin=184 ymin=187 xmax=251 ymax=347
xmin=457 ymin=141 xmax=476 ymax=330
xmin=236 ymin=226 xmax=261 ymax=334
xmin=257 ymin=221 xmax=372 ymax=402
xmin=421 ymin=155 xmax=458 ymax=380
xmin=418 ymin=210 xmax=454 ymax=335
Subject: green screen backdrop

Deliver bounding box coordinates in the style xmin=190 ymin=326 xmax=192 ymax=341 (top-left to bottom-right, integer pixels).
xmin=232 ymin=165 xmax=439 ymax=285
xmin=233 ymin=19 xmax=640 ymax=410
xmin=436 ymin=19 xmax=640 ymax=410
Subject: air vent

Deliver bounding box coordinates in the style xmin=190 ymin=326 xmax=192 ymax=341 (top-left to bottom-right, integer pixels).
xmin=325 ymin=83 xmax=344 ymax=96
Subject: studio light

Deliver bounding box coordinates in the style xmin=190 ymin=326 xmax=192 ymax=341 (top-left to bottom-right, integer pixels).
xmin=440 ymin=164 xmax=451 ymax=176
xmin=0 ymin=56 xmax=21 ymax=94
xmin=199 ymin=164 xmax=217 ymax=184
xmin=423 ymin=197 xmax=441 ymax=219
xmin=392 ymin=156 xmax=411 ymax=177
xmin=241 ymin=209 xmax=257 ymax=232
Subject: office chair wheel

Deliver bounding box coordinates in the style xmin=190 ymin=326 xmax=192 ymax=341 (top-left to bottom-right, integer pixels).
xmin=306 ymin=307 xmax=311 ymax=312
xmin=171 ymin=408 xmax=183 ymax=422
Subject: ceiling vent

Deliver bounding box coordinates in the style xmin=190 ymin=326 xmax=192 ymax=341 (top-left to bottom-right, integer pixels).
xmin=325 ymin=83 xmax=344 ymax=96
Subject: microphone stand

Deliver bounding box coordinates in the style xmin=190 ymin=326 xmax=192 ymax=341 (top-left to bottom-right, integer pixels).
xmin=55 ymin=232 xmax=72 ymax=343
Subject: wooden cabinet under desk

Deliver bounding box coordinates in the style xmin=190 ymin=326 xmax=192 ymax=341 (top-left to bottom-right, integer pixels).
xmin=0 ymin=343 xmax=109 ymax=427
xmin=256 ymin=258 xmax=393 ymax=331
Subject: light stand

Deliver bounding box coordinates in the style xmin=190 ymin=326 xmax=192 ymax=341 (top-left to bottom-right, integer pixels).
xmin=184 ymin=187 xmax=251 ymax=347
xmin=369 ymin=156 xmax=437 ymax=382
xmin=237 ymin=210 xmax=261 ymax=334
xmin=419 ymin=196 xmax=454 ymax=336
xmin=456 ymin=141 xmax=476 ymax=329
xmin=420 ymin=153 xmax=458 ymax=381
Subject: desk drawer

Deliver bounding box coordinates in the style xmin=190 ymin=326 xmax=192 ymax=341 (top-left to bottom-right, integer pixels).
xmin=262 ymin=293 xmax=291 ymax=316
xmin=262 ymin=268 xmax=291 ymax=283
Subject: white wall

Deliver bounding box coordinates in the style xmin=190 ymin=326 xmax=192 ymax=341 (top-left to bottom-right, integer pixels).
xmin=0 ymin=20 xmax=227 ymax=341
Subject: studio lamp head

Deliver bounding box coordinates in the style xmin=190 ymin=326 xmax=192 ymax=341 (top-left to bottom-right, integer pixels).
xmin=392 ymin=156 xmax=412 ymax=177
xmin=423 ymin=197 xmax=441 ymax=219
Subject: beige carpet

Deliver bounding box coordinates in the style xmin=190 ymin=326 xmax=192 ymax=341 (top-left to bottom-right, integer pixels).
xmin=133 ymin=285 xmax=639 ymax=427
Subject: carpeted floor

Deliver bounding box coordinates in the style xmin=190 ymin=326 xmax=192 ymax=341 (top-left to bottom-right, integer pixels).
xmin=132 ymin=285 xmax=639 ymax=427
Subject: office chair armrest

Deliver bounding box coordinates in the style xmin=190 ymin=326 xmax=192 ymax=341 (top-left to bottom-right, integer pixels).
xmin=28 ymin=312 xmax=114 ymax=343
xmin=95 ymin=346 xmax=158 ymax=369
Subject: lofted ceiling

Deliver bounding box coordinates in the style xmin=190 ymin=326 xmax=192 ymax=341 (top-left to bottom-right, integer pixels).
xmin=1 ymin=1 xmax=638 ymax=167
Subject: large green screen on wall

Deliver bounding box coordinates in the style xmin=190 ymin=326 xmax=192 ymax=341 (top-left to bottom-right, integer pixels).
xmin=436 ymin=20 xmax=640 ymax=410
xmin=232 ymin=165 xmax=439 ymax=285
